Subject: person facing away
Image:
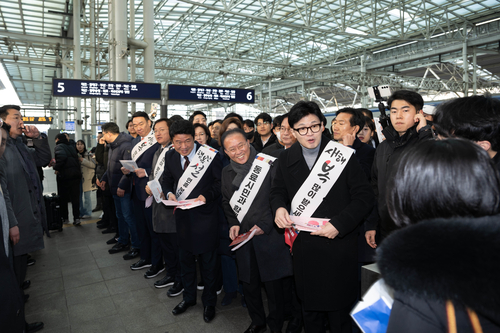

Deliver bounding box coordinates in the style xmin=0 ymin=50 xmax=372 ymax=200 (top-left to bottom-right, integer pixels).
xmin=376 ymin=138 xmax=500 ymax=333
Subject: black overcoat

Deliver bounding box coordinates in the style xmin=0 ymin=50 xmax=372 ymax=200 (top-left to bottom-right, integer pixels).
xmin=221 ymin=161 xmax=293 ymax=283
xmin=161 ymin=143 xmax=222 ymax=254
xmin=270 ymin=138 xmax=374 ymax=311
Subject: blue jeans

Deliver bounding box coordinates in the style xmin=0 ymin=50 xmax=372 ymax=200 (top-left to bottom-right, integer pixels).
xmin=113 ymin=193 xmax=140 ymax=249
xmin=79 ymin=181 xmax=92 ymax=216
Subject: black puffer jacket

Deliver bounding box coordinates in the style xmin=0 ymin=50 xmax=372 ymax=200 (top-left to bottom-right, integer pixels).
xmin=367 ymin=124 xmax=432 ymax=238
xmin=101 ymin=132 xmax=133 ymax=195
xmin=54 ymin=141 xmax=82 ymax=181
xmin=377 ymin=215 xmax=500 ymax=333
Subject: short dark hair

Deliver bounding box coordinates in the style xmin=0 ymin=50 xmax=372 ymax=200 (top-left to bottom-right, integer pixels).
xmin=169 ymin=115 xmax=184 ymax=123
xmin=189 ymin=111 xmax=207 ymax=123
xmin=387 ymin=90 xmax=424 ymax=112
xmin=1 ymin=121 xmax=11 ymax=133
xmin=254 ymin=113 xmax=272 ymax=125
xmin=101 ymin=122 xmax=120 ymax=134
xmin=273 ymin=115 xmax=284 ymax=129
xmin=0 ymin=105 xmax=21 ymax=120
xmin=358 ymin=108 xmax=373 ymax=120
xmin=55 ymin=133 xmax=69 ymax=143
xmin=433 ymin=95 xmax=500 ymax=152
xmin=169 ymin=120 xmax=194 ymax=139
xmin=126 ymin=119 xmax=133 ymax=128
xmin=224 ymin=112 xmax=244 ymax=123
xmin=131 ymin=111 xmax=150 ymax=122
xmin=153 ymin=117 xmax=172 ymax=130
xmin=288 ymin=101 xmax=325 ymax=129
xmin=193 ymin=123 xmax=210 ymax=138
xmin=387 ymin=139 xmax=500 ymax=227
xmin=244 ymin=119 xmax=254 ymax=128
xmin=221 ymin=128 xmax=247 ymax=150
xmin=218 ymin=117 xmax=243 ymax=146
xmin=335 ymin=108 xmax=366 ymax=135
xmin=363 ymin=116 xmax=376 ymax=132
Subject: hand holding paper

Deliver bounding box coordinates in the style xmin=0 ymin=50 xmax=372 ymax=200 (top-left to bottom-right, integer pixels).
xmin=290 ymin=216 xmax=330 ymax=232
xmin=161 ymin=198 xmax=205 ymax=210
xmin=229 ymin=229 xmax=257 ymax=251
xmin=120 ymin=160 xmax=139 ymax=173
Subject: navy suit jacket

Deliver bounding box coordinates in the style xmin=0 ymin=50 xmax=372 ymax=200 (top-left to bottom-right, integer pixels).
xmin=161 ymin=142 xmax=223 ymax=254
xmin=131 ymin=136 xmax=160 ymax=201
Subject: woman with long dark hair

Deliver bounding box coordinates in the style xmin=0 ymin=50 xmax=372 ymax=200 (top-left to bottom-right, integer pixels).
xmin=76 ymin=139 xmax=96 ymax=219
xmin=377 ymin=139 xmax=500 ymax=333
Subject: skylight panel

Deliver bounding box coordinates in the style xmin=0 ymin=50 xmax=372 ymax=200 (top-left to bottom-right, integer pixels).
xmin=345 ymin=27 xmax=367 ymax=35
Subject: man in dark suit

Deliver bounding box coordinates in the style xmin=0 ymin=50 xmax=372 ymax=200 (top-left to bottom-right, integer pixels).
xmin=125 ymin=112 xmax=162 ymax=277
xmin=161 ymin=120 xmax=223 ymax=323
xmin=271 ymin=101 xmax=374 ymax=333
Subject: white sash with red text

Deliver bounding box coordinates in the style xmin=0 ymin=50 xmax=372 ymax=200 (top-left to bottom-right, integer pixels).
xmin=285 ymin=141 xmax=354 ymax=251
xmin=152 ymin=144 xmax=172 ymax=181
xmin=176 ymin=145 xmax=218 ymax=201
xmin=229 ymin=153 xmax=276 ymax=223
xmin=131 ymin=129 xmax=156 ymax=161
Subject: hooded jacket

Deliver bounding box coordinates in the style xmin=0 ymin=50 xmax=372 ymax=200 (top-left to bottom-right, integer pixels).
xmin=101 ymin=132 xmax=133 ymax=195
xmin=367 ymin=124 xmax=432 ymax=238
xmin=377 ymin=215 xmax=500 ymax=333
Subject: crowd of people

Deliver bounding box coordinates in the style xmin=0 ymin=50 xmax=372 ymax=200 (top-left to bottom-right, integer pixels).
xmin=1 ymin=89 xmax=499 ymax=333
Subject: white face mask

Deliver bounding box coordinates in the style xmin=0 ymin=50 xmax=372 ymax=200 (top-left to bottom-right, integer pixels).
xmin=276 ymin=131 xmax=281 ymax=142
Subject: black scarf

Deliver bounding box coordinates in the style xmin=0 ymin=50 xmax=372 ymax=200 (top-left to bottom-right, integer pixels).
xmin=230 ymin=145 xmax=257 ymax=190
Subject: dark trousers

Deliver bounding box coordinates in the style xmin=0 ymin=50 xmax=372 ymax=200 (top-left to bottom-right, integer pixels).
xmin=102 ymin=189 xmax=118 ymax=230
xmin=158 ymin=232 xmax=181 ymax=282
xmin=302 ymin=306 xmax=352 ymax=333
xmin=242 ymin=242 xmax=286 ymax=331
xmin=179 ymin=247 xmax=217 ymax=306
xmin=13 ymin=254 xmax=28 ymax=291
xmin=57 ymin=178 xmax=80 ymax=221
xmin=133 ymin=197 xmax=162 ymax=266
xmin=283 ymin=275 xmax=302 ymax=320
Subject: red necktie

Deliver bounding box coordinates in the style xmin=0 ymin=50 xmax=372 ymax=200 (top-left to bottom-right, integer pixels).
xmin=183 ymin=156 xmax=190 ymax=171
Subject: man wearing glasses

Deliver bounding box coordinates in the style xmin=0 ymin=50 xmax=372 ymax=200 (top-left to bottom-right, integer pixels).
xmin=253 ymin=113 xmax=276 ymax=152
xmin=270 ymin=101 xmax=374 ymax=333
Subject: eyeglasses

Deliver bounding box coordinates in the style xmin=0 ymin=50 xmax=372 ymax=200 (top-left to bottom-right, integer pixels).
xmin=257 ymin=122 xmax=270 ymax=127
xmin=226 ymin=142 xmax=247 ymax=155
xmin=280 ymin=127 xmax=292 ymax=133
xmin=154 ymin=128 xmax=168 ymax=134
xmin=293 ymin=124 xmax=321 ymax=136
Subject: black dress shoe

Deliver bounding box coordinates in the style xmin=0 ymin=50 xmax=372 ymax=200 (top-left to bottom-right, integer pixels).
xmin=22 ymin=280 xmax=31 ymax=290
xmin=108 ymin=242 xmax=129 ymax=254
xmin=244 ymin=324 xmax=267 ymax=333
xmin=203 ymin=305 xmax=215 ymax=323
xmin=144 ymin=264 xmax=165 ymax=279
xmin=130 ymin=259 xmax=151 ymax=270
xmin=167 ymin=281 xmax=184 ymax=297
xmin=26 ymin=322 xmax=44 ymax=333
xmin=102 ymin=227 xmax=117 ymax=234
xmin=154 ymin=275 xmax=175 ymax=288
xmin=172 ymin=300 xmax=196 ymax=315
xmin=27 ymin=258 xmax=36 ymax=266
xmin=285 ymin=317 xmax=302 ymax=333
xmin=97 ymin=223 xmax=109 ymax=229
xmin=123 ymin=248 xmax=140 ymax=260
xmin=106 ymin=236 xmax=119 ymax=245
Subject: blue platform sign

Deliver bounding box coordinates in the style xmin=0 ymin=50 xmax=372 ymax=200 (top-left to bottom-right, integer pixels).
xmin=52 ymin=79 xmax=161 ymax=100
xmin=168 ymin=84 xmax=254 ymax=103
xmin=65 ymin=121 xmax=75 ymax=131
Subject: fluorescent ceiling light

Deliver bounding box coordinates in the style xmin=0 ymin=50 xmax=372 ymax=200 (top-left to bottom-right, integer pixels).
xmin=477 ymin=17 xmax=500 ymax=26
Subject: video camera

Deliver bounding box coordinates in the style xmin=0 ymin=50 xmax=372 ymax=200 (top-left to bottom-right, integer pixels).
xmin=367 ymin=85 xmax=391 ymax=129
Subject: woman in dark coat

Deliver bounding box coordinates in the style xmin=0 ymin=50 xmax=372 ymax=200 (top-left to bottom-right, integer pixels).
xmin=221 ymin=129 xmax=293 ymax=333
xmin=377 ymin=139 xmax=500 ymax=333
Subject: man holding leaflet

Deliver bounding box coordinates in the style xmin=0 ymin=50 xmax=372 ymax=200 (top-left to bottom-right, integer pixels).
xmin=124 ymin=112 xmax=163 ymax=277
xmin=161 ymin=120 xmax=223 ymax=323
xmin=270 ymin=101 xmax=374 ymax=333
xmin=221 ymin=128 xmax=293 ymax=333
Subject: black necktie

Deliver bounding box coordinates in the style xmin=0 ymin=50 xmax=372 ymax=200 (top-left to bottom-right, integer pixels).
xmin=183 ymin=156 xmax=190 ymax=171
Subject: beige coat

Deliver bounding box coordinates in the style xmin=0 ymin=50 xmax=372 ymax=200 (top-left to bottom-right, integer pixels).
xmin=80 ymin=151 xmax=97 ymax=192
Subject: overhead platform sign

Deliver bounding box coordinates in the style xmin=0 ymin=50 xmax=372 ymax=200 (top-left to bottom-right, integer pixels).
xmin=22 ymin=116 xmax=53 ymax=124
xmin=168 ymin=84 xmax=254 ymax=103
xmin=52 ymin=78 xmax=161 ymax=101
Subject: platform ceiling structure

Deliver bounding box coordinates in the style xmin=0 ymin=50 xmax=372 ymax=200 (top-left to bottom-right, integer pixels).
xmin=0 ymin=0 xmax=499 ymax=113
